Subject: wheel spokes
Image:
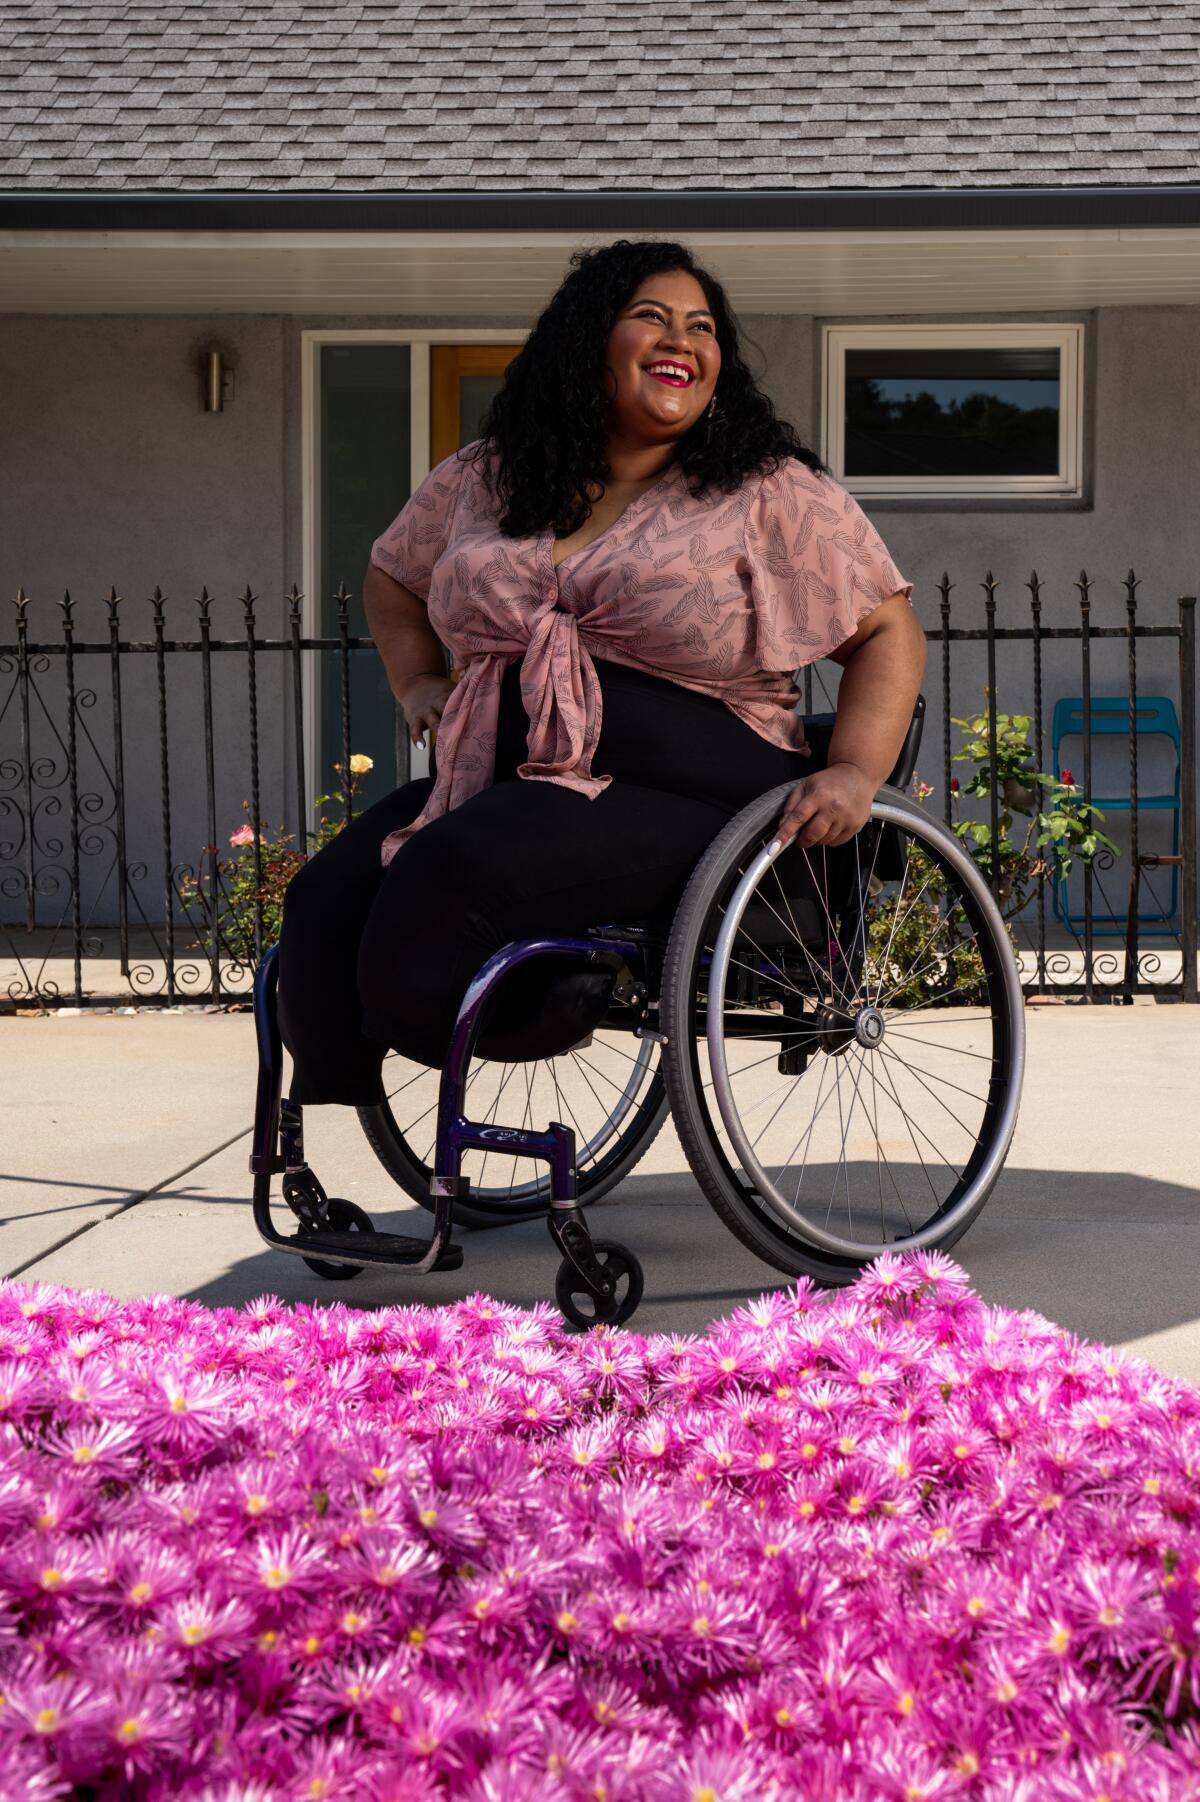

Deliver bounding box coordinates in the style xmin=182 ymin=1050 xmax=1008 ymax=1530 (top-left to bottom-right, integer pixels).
xmin=704 ymin=800 xmax=1007 ymax=1256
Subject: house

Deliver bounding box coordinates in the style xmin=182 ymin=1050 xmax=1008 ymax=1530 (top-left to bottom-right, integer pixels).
xmin=1 ymin=1 xmax=1197 ymax=972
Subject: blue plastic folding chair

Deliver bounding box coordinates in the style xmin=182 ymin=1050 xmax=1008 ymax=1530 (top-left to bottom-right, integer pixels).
xmin=1050 ymin=695 xmax=1181 ymax=934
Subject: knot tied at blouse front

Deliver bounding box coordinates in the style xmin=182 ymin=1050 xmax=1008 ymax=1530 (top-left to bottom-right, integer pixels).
xmin=379 ymin=586 xmax=609 ymax=866
xmin=369 ymin=446 xmax=913 ymax=868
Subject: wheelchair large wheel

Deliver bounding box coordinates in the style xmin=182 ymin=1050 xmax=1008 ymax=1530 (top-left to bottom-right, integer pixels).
xmin=662 ymin=783 xmax=1024 ymax=1284
xmin=358 ymin=1030 xmax=668 ymax=1228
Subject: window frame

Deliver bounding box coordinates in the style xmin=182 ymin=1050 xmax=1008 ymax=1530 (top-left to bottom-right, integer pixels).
xmin=821 ymin=322 xmax=1084 ymax=500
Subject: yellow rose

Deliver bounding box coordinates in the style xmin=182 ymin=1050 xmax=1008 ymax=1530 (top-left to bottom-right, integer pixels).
xmin=348 ymin=754 xmax=374 ymax=776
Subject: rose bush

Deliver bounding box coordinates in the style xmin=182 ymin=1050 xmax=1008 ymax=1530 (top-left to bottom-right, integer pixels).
xmin=866 ymin=703 xmax=1118 ymax=1007
xmin=176 ymin=756 xmax=375 ymax=965
xmin=2 ymin=1262 xmax=1200 ymax=1798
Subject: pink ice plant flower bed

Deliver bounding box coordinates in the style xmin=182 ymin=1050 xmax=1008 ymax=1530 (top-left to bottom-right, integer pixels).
xmin=2 ymin=1258 xmax=1200 ymax=1801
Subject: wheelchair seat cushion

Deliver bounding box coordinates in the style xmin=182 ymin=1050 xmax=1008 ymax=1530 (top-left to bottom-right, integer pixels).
xmin=475 ymin=959 xmax=619 ymax=1063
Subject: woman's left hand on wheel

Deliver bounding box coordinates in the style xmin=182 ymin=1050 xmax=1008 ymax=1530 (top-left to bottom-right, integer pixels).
xmin=770 ymin=762 xmax=876 ymax=852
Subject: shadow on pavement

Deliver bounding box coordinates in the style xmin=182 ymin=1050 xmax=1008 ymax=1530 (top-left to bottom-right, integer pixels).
xmin=172 ymin=1162 xmax=1200 ymax=1351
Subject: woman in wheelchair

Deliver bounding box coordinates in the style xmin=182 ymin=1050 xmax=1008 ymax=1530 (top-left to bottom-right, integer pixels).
xmin=263 ymin=239 xmax=1023 ymax=1318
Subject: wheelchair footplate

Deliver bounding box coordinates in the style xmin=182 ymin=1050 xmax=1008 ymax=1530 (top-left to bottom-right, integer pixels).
xmin=249 ymin=1100 xmax=465 ymax=1280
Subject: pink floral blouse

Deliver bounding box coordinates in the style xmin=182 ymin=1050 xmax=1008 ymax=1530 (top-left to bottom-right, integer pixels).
xmin=369 ymin=444 xmax=912 ymax=863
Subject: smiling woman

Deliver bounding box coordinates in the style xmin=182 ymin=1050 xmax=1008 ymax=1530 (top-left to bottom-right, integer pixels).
xmin=544 ymin=269 xmax=724 ymax=566
xmin=275 ymin=239 xmax=924 ymax=1105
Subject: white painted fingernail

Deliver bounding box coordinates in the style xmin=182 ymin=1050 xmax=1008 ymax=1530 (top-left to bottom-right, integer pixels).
xmin=416 ymin=736 xmax=426 ymax=750
xmin=768 ymin=839 xmax=783 ymax=857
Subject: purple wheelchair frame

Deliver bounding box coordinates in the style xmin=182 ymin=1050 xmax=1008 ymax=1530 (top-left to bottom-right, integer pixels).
xmin=249 ymin=932 xmax=648 ymax=1315
xmin=247 ymin=698 xmax=926 ymax=1320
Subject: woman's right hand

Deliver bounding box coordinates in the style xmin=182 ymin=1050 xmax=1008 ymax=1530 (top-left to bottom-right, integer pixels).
xmin=396 ymin=672 xmax=455 ymax=746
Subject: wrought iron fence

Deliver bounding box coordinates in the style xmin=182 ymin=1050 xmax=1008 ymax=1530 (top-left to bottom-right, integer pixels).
xmin=2 ymin=576 xmax=1196 ymax=1008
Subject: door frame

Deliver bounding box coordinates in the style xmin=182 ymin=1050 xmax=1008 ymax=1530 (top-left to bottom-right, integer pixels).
xmin=300 ymin=328 xmax=526 ymax=809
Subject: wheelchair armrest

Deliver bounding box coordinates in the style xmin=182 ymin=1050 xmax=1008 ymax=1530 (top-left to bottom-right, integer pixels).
xmin=799 ymin=694 xmax=926 ymax=791
xmin=889 ymin=694 xmax=926 ymax=790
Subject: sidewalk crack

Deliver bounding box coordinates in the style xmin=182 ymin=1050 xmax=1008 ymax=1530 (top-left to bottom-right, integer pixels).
xmin=3 ymin=1124 xmax=253 ymax=1282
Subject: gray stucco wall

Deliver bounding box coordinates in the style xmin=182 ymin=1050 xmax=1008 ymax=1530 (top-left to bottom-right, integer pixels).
xmin=2 ymin=304 xmax=1195 ymax=933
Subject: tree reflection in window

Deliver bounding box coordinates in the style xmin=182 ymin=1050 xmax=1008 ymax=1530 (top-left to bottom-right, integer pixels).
xmin=845 ymin=347 xmax=1060 ymax=479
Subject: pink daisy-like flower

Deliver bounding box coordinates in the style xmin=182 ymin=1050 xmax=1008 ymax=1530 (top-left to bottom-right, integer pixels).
xmin=48 ymin=1356 xmax=132 ymax=1421
xmin=458 ymin=1766 xmax=570 ymax=1802
xmin=165 ymin=1591 xmax=255 ymax=1662
xmin=236 ymin=1528 xmax=329 ymax=1602
xmin=1065 ymin=1559 xmax=1156 ymax=1660
xmin=0 ymin=1743 xmax=72 ymax=1801
xmin=665 ymin=1737 xmax=782 ymax=1802
xmin=113 ymin=1541 xmax=194 ymax=1615
xmin=855 ymin=1253 xmax=924 ymax=1308
xmin=663 ymin=1580 xmax=758 ymax=1680
xmin=0 ymin=1358 xmax=48 ymax=1423
xmin=148 ymin=1366 xmax=238 ymax=1450
xmin=100 ymin=1680 xmax=193 ymax=1779
xmin=575 ymin=1331 xmax=647 ymax=1403
xmin=1 ymin=1667 xmax=105 ymax=1752
xmin=862 ymin=1734 xmax=963 ymax=1800
xmin=42 ymin=1418 xmax=138 ymax=1480
xmin=10 ymin=1537 xmax=104 ymax=1604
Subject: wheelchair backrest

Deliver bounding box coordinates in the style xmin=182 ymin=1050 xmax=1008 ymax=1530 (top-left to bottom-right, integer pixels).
xmin=800 ymin=694 xmax=926 ymax=791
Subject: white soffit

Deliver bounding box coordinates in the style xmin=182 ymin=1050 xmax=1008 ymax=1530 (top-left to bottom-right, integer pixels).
xmin=3 ymin=228 xmax=1200 ymax=315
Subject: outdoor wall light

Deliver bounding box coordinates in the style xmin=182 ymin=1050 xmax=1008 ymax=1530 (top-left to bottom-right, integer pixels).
xmin=201 ymin=347 xmax=235 ymax=412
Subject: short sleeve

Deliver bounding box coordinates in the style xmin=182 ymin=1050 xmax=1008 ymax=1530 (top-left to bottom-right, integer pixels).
xmin=744 ymin=459 xmax=913 ymax=671
xmin=369 ymin=448 xmax=472 ymax=602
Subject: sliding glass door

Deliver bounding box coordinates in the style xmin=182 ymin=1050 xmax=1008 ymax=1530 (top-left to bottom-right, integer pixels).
xmin=318 ymin=343 xmax=412 ymax=811
xmin=315 ymin=339 xmax=519 ymax=811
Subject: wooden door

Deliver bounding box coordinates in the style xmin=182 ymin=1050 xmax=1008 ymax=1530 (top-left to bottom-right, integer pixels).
xmin=431 ymin=345 xmax=519 ymax=461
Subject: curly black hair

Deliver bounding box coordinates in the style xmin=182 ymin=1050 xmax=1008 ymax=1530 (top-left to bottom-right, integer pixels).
xmin=467 ymin=239 xmax=830 ymax=538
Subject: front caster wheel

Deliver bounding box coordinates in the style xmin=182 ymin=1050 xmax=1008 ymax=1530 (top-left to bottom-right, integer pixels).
xmin=555 ymin=1241 xmax=644 ymax=1329
xmin=300 ymin=1197 xmax=375 ymax=1280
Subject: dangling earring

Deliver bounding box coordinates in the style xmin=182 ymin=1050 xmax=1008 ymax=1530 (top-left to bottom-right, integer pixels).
xmin=704 ymin=394 xmax=723 ymax=437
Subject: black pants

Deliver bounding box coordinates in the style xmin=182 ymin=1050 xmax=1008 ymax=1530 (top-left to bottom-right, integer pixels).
xmin=277 ymin=659 xmax=811 ymax=1104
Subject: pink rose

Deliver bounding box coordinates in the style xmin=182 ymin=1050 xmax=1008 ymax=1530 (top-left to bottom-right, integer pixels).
xmin=229 ymin=824 xmax=256 ymax=848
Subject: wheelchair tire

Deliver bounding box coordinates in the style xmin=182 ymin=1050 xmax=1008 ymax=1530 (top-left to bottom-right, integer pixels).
xmin=555 ymin=1242 xmax=645 ymax=1330
xmin=357 ymin=1034 xmax=669 ymax=1229
xmin=662 ymin=782 xmax=1025 ymax=1284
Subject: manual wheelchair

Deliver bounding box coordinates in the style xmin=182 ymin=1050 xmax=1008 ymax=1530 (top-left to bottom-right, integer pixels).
xmin=248 ymin=697 xmax=1025 ymax=1327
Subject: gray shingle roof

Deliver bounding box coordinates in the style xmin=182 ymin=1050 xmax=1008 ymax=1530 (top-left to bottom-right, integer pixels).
xmin=2 ymin=1 xmax=1199 ymax=191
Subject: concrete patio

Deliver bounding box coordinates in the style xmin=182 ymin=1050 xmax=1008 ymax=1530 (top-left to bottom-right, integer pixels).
xmin=2 ymin=1000 xmax=1197 ymax=1378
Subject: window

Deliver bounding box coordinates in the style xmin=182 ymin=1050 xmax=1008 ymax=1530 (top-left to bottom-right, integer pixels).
xmin=822 ymin=324 xmax=1083 ymax=500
